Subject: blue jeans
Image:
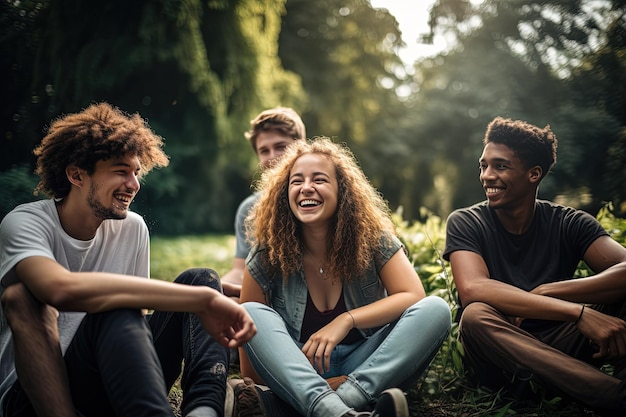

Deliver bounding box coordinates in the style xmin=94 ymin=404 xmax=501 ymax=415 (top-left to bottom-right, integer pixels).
xmin=242 ymin=296 xmax=451 ymax=417
xmin=3 ymin=268 xmax=229 ymax=417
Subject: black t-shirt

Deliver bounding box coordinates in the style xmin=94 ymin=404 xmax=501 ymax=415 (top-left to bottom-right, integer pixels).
xmin=443 ymin=200 xmax=608 ymax=295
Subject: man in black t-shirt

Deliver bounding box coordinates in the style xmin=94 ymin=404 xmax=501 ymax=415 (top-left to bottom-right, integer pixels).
xmin=444 ymin=117 xmax=626 ymax=413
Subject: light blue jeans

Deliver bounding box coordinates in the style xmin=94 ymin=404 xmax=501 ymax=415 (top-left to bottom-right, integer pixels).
xmin=242 ymin=296 xmax=451 ymax=417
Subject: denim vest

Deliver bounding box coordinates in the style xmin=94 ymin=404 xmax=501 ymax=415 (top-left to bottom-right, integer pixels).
xmin=246 ymin=232 xmax=404 ymax=341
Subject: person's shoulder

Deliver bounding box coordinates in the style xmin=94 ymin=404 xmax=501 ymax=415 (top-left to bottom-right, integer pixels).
xmin=123 ymin=212 xmax=150 ymax=235
xmin=8 ymin=198 xmax=53 ymax=214
xmin=379 ymin=230 xmax=400 ymax=246
xmin=100 ymin=210 xmax=149 ymax=238
xmin=247 ymin=243 xmax=268 ymax=260
xmin=125 ymin=210 xmax=147 ymax=224
xmin=236 ymin=192 xmax=259 ymax=214
xmin=447 ymin=201 xmax=489 ymax=220
xmin=536 ymin=199 xmax=567 ymax=211
xmin=240 ymin=193 xmax=259 ymax=208
xmin=2 ymin=199 xmax=55 ymax=226
xmin=245 ymin=244 xmax=272 ymax=280
xmin=535 ymin=199 xmax=593 ymax=218
xmin=535 ymin=200 xmax=604 ymax=233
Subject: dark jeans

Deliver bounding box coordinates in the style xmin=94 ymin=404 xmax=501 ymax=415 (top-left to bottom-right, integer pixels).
xmin=3 ymin=268 xmax=229 ymax=417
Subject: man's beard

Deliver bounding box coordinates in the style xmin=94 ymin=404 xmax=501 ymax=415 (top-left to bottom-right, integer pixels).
xmin=87 ymin=182 xmax=128 ymax=220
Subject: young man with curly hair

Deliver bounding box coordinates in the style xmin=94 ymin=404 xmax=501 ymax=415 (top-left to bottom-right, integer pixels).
xmin=444 ymin=116 xmax=626 ymax=414
xmin=0 ymin=103 xmax=256 ymax=417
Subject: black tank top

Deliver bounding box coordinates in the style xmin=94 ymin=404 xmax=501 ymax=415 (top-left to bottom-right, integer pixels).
xmin=299 ymin=289 xmax=364 ymax=345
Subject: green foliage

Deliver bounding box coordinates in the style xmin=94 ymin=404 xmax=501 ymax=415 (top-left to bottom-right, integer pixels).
xmin=278 ymin=0 xmax=406 ymax=140
xmin=2 ymin=0 xmax=625 ymax=235
xmin=0 ymin=165 xmax=41 ymax=219
xmin=0 ymin=0 xmax=306 ymax=235
xmin=396 ymin=0 xmax=626 ymax=220
xmin=150 ymin=234 xmax=235 ymax=281
xmin=596 ymin=203 xmax=626 ymax=244
xmin=576 ymin=202 xmax=626 ymax=278
xmin=392 ymin=207 xmax=464 ymax=402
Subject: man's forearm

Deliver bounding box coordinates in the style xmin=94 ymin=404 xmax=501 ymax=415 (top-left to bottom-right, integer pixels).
xmin=532 ymin=263 xmax=626 ymax=304
xmin=3 ymin=284 xmax=77 ymax=417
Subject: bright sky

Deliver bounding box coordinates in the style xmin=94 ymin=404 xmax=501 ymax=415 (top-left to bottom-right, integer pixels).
xmin=370 ymin=0 xmax=447 ymax=64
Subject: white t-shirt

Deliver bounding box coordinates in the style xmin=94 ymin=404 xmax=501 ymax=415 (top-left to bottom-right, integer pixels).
xmin=0 ymin=199 xmax=150 ymax=407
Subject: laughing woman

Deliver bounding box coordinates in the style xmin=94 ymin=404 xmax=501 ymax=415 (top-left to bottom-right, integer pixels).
xmin=236 ymin=137 xmax=451 ymax=417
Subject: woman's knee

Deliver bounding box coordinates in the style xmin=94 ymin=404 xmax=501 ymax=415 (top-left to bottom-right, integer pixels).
xmin=406 ymin=296 xmax=452 ymax=333
xmin=421 ymin=296 xmax=452 ymax=323
xmin=242 ymin=302 xmax=275 ymax=319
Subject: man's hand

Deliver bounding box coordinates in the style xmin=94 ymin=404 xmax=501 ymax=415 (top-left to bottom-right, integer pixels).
xmin=577 ymin=307 xmax=626 ymax=360
xmin=199 ymin=293 xmax=256 ymax=348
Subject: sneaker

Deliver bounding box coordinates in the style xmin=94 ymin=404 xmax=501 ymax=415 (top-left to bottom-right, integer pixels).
xmin=371 ymin=388 xmax=409 ymax=417
xmin=346 ymin=388 xmax=409 ymax=417
xmin=232 ymin=377 xmax=302 ymax=417
xmin=224 ymin=378 xmax=237 ymax=417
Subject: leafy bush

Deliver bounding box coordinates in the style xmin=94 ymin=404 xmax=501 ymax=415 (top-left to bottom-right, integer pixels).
xmin=393 ymin=207 xmax=464 ymax=399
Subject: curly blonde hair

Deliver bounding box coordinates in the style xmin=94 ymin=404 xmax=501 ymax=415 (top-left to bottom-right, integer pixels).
xmin=33 ymin=102 xmax=169 ymax=198
xmin=247 ymin=137 xmax=396 ymax=281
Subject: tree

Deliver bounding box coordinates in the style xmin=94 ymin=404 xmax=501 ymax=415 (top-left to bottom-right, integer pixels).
xmin=278 ymin=0 xmax=406 ymax=141
xmin=278 ymin=0 xmax=433 ymax=218
xmin=396 ymin=0 xmax=626 ymax=217
xmin=0 ymin=0 xmax=306 ymax=232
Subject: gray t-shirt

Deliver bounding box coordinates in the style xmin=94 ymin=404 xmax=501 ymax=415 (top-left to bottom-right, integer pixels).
xmin=234 ymin=193 xmax=259 ymax=259
xmin=0 ymin=199 xmax=150 ymax=407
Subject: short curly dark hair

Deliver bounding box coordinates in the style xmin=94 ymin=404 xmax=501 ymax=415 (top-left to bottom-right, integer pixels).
xmin=33 ymin=102 xmax=169 ymax=198
xmin=484 ymin=116 xmax=557 ymax=180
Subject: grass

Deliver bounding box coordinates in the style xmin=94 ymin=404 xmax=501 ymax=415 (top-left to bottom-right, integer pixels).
xmin=150 ymin=234 xmax=235 ymax=281
xmin=150 ymin=229 xmax=609 ymax=417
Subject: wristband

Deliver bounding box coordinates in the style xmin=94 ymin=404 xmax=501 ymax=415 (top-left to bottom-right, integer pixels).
xmin=575 ymin=305 xmax=585 ymax=325
xmin=347 ymin=310 xmax=356 ymax=329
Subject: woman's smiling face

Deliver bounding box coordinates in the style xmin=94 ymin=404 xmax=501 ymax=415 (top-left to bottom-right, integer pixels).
xmin=288 ymin=153 xmax=339 ymax=226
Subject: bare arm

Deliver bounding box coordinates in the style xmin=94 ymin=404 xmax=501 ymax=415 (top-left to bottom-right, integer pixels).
xmin=532 ymin=236 xmax=626 ymax=304
xmin=2 ymin=284 xmax=76 ymax=417
xmin=451 ymin=243 xmax=626 ymax=360
xmin=220 ymin=257 xmax=245 ymax=299
xmin=450 ymin=250 xmax=582 ymax=322
xmin=238 ymin=267 xmax=266 ymax=383
xmin=529 ymin=236 xmax=626 ymax=359
xmin=344 ymin=249 xmax=425 ymax=329
xmin=16 ymin=256 xmax=256 ymax=348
